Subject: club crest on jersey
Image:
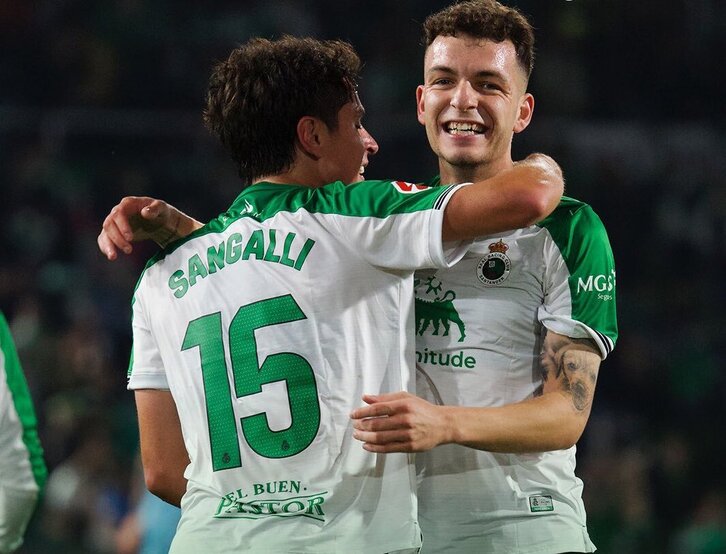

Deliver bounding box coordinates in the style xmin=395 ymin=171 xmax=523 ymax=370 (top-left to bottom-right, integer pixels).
xmin=476 ymin=239 xmax=511 ymax=286
xmin=392 ymin=181 xmax=429 ymax=194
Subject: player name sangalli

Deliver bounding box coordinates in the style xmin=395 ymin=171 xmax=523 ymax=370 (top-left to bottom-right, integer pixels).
xmin=168 ymin=229 xmax=315 ymax=299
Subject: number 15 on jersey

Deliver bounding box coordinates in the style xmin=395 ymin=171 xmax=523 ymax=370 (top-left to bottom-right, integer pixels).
xmin=181 ymin=295 xmax=321 ymax=471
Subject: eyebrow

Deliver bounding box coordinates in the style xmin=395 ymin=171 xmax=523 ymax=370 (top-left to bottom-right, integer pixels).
xmin=427 ymin=65 xmax=507 ymax=81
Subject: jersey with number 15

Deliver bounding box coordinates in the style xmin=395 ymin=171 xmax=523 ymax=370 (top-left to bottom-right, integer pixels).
xmin=127 ymin=179 xmax=468 ymax=554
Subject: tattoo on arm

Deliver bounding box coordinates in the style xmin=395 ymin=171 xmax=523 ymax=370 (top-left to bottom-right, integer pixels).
xmin=540 ymin=333 xmax=600 ymax=413
xmin=156 ymin=210 xmax=182 ymax=248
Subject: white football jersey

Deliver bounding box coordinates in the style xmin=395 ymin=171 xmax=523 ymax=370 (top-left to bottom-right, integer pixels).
xmin=128 ymin=180 xmax=468 ymax=553
xmin=414 ymin=193 xmax=618 ymax=554
xmin=0 ymin=312 xmax=46 ymax=553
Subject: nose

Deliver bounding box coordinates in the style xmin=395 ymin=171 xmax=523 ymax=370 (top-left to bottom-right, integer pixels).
xmin=450 ymin=81 xmax=477 ymax=111
xmin=359 ymin=126 xmax=379 ymax=156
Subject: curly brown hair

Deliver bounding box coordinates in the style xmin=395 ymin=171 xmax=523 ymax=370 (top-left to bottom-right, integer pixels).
xmin=203 ymin=36 xmax=361 ymax=185
xmin=422 ymin=0 xmax=535 ymax=78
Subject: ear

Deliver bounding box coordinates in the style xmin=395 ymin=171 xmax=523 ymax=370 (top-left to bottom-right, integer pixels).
xmin=513 ymin=93 xmax=534 ymax=134
xmin=416 ymin=85 xmax=426 ymax=126
xmin=296 ymin=116 xmax=324 ymax=159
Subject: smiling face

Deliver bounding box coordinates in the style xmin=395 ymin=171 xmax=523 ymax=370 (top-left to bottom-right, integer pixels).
xmin=417 ymin=34 xmax=534 ymax=182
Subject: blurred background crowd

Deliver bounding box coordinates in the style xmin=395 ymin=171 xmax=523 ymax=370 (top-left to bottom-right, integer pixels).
xmin=1 ymin=1 xmax=725 ymax=552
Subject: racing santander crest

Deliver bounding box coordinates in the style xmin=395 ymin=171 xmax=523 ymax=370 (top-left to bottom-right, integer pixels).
xmin=476 ymin=239 xmax=511 ymax=286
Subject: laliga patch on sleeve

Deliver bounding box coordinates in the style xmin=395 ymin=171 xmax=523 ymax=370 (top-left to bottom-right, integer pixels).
xmin=392 ymin=181 xmax=429 ymax=194
xmin=528 ymin=495 xmax=554 ymax=512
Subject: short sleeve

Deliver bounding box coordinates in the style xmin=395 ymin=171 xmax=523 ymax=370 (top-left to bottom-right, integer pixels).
xmin=325 ymin=181 xmax=472 ymax=270
xmin=127 ymin=294 xmax=169 ymax=390
xmin=538 ymin=200 xmax=618 ymax=358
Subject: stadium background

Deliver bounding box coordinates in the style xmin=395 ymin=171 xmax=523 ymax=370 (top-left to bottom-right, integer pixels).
xmin=1 ymin=1 xmax=724 ymax=552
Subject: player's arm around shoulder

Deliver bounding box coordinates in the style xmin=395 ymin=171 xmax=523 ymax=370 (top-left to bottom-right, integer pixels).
xmin=98 ymin=196 xmax=204 ymax=260
xmin=442 ymin=153 xmax=564 ymax=241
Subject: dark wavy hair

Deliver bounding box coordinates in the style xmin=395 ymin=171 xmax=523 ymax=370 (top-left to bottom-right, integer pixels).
xmin=203 ymin=36 xmax=361 ymax=184
xmin=422 ymin=0 xmax=535 ymax=78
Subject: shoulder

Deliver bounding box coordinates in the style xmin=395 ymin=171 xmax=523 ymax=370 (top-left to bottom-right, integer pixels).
xmin=132 ymin=237 xmax=193 ymax=298
xmin=312 ymin=179 xmax=452 ymax=217
xmin=539 ymin=196 xmax=610 ymax=246
xmin=536 ymin=196 xmax=615 ymax=277
xmin=540 ymin=196 xmax=602 ymax=225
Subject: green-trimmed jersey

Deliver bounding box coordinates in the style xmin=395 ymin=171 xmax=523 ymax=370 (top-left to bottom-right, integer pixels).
xmin=0 ymin=311 xmax=47 ymax=553
xmin=415 ymin=185 xmax=617 ymax=554
xmin=128 ymin=179 xmax=468 ymax=553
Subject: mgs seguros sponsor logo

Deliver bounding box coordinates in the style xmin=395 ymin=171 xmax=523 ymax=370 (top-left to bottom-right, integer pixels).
xmin=576 ymin=269 xmax=616 ymax=301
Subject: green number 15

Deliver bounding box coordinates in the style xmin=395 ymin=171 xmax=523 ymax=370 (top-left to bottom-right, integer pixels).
xmin=182 ymin=294 xmax=321 ymax=471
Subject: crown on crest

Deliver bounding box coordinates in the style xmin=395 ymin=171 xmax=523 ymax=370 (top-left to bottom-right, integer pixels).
xmin=488 ymin=240 xmax=509 ymax=254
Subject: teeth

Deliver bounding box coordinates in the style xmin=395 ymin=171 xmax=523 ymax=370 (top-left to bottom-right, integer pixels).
xmin=446 ymin=122 xmax=485 ymax=135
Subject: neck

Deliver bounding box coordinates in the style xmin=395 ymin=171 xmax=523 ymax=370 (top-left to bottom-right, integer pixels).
xmin=255 ymin=166 xmax=325 ymax=188
xmin=439 ymin=157 xmax=514 ymax=185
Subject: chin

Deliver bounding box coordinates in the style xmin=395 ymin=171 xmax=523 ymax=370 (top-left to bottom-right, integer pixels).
xmin=440 ymin=145 xmax=487 ymax=162
xmin=446 ymin=154 xmax=488 ymax=168
xmin=345 ymin=173 xmax=364 ymax=185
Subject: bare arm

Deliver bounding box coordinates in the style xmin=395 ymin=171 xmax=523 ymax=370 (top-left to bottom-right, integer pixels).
xmin=98 ymin=196 xmax=203 ymax=260
xmin=442 ymin=153 xmax=564 ymax=241
xmin=135 ymin=390 xmax=189 ymax=506
xmin=351 ymin=331 xmax=600 ymax=453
